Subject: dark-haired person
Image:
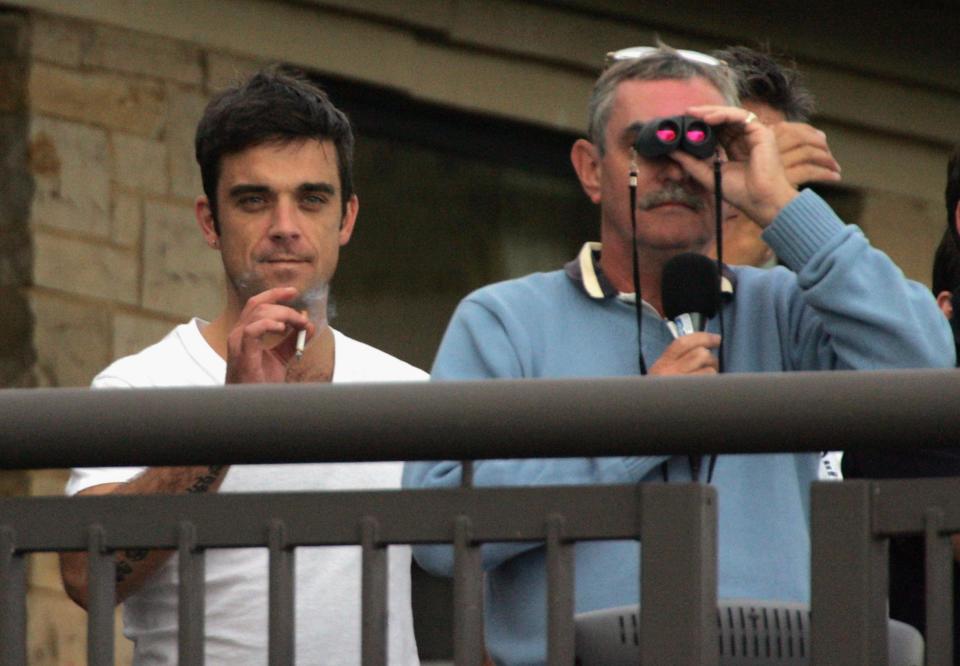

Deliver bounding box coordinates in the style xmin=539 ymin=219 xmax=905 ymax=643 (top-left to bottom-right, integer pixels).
xmin=59 ymin=68 xmax=423 ymax=664
xmin=843 ymin=146 xmax=960 ymax=663
xmin=404 ymin=45 xmax=952 ymax=665
xmin=710 ymin=46 xmax=846 ymax=481
xmin=707 ymin=45 xmax=840 ymax=268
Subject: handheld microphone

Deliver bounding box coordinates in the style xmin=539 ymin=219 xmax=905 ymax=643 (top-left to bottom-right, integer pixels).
xmin=662 ymin=253 xmax=720 ymax=338
xmin=661 ymin=252 xmax=722 ymax=483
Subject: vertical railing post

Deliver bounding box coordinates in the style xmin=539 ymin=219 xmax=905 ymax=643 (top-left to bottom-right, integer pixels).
xmin=0 ymin=527 xmax=27 ymax=666
xmin=178 ymin=521 xmax=205 ymax=666
xmin=925 ymin=507 xmax=954 ymax=666
xmin=269 ymin=519 xmax=295 ymax=666
xmin=811 ymin=480 xmax=888 ymax=666
xmin=361 ymin=516 xmax=388 ymax=666
xmin=545 ymin=514 xmax=574 ymax=666
xmin=640 ymin=483 xmax=718 ymax=666
xmin=86 ymin=525 xmax=115 ymax=666
xmin=453 ymin=515 xmax=484 ymax=666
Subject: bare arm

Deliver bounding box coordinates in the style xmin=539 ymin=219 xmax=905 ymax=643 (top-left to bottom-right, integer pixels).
xmin=59 ymin=465 xmax=228 ymax=609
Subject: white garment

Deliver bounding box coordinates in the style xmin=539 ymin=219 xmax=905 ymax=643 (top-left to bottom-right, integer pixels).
xmin=817 ymin=451 xmax=844 ymax=480
xmin=67 ymin=319 xmax=425 ymax=666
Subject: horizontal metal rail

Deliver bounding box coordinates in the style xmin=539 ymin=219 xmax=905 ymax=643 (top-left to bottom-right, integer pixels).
xmin=1 ymin=368 xmax=959 ymax=469
xmin=0 ymin=486 xmax=646 ymax=551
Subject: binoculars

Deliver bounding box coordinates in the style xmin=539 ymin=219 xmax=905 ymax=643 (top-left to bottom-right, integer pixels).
xmin=633 ymin=115 xmax=717 ymax=159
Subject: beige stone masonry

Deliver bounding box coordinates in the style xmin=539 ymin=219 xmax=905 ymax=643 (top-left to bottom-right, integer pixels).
xmin=29 ymin=115 xmax=110 ymax=238
xmin=112 ymin=132 xmax=168 ymax=196
xmin=205 ymin=51 xmax=265 ymax=94
xmin=142 ymin=200 xmax=223 ymax=320
xmin=27 ymin=586 xmax=133 ymax=665
xmin=113 ymin=310 xmax=179 ymax=359
xmin=33 ymin=231 xmax=139 ymax=305
xmin=29 ymin=289 xmax=112 ymax=388
xmin=29 ymin=62 xmax=166 ymax=137
xmin=112 ymin=190 xmax=143 ymax=248
xmin=29 ymin=13 xmax=87 ymax=68
xmin=85 ymin=23 xmax=203 ymax=86
xmin=166 ymin=84 xmax=209 ymax=200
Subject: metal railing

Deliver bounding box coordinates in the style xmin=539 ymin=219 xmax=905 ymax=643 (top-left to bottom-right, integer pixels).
xmin=1 ymin=369 xmax=960 ymax=665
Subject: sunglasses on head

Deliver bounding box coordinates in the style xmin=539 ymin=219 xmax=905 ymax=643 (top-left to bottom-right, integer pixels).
xmin=604 ymin=46 xmax=725 ymax=70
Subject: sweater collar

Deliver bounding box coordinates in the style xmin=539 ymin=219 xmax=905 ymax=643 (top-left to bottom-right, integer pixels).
xmin=564 ymin=242 xmax=736 ymax=301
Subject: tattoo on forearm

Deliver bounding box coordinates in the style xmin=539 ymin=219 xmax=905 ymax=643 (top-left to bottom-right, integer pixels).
xmin=114 ymin=548 xmax=151 ymax=583
xmin=115 ymin=558 xmax=133 ymax=583
xmin=187 ymin=465 xmax=226 ymax=494
xmin=112 ymin=467 xmax=225 ymax=585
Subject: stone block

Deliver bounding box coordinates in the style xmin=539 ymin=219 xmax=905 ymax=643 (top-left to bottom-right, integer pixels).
xmin=142 ymin=200 xmax=223 ymax=319
xmin=0 ymin=284 xmax=33 ymax=389
xmin=27 ymin=469 xmax=71 ymax=498
xmin=29 ymin=62 xmax=166 ymax=138
xmin=33 ymin=232 xmax=138 ymax=305
xmin=26 ymin=586 xmax=132 ymax=665
xmin=0 ymin=469 xmax=29 ymax=496
xmin=0 ymin=230 xmax=30 ymax=288
xmin=111 ymin=191 xmax=142 ymax=248
xmin=0 ymin=11 xmax=27 ymax=59
xmin=0 ymin=60 xmax=26 ymax=113
xmin=85 ymin=23 xmax=203 ymax=86
xmin=166 ymin=84 xmax=208 ymax=199
xmin=112 ymin=132 xmax=168 ymax=195
xmin=29 ymin=13 xmax=86 ymax=68
xmin=29 ymin=116 xmax=110 ymax=238
xmin=30 ymin=290 xmax=112 ymax=388
xmin=205 ymin=51 xmax=265 ymax=94
xmin=113 ymin=311 xmax=176 ymax=359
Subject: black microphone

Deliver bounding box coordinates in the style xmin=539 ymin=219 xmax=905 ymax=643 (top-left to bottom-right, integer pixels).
xmin=662 ymin=252 xmax=722 ymax=483
xmin=662 ymin=252 xmax=720 ymax=339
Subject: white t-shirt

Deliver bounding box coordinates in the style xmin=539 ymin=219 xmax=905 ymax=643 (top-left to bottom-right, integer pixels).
xmin=67 ymin=319 xmax=425 ymax=665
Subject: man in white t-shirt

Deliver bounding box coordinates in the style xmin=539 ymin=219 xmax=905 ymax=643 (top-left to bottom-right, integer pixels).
xmin=58 ymin=67 xmax=423 ymax=665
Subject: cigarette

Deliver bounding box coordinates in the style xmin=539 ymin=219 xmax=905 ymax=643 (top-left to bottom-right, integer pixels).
xmin=295 ymin=329 xmax=306 ymax=359
xmin=295 ymin=310 xmax=307 ymax=359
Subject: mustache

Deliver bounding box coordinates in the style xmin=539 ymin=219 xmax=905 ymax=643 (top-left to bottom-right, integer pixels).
xmin=255 ymin=253 xmax=312 ymax=262
xmin=636 ymin=183 xmax=705 ymax=211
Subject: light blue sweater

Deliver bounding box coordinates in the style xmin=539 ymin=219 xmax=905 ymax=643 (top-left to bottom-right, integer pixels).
xmin=404 ymin=190 xmax=954 ymax=666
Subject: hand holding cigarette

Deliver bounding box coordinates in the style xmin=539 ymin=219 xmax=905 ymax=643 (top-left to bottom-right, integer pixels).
xmin=225 ymin=287 xmax=313 ymax=384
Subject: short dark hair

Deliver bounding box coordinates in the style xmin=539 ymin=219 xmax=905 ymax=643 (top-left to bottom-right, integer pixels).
xmin=195 ymin=66 xmax=355 ymax=231
xmin=946 ymin=146 xmax=960 ymax=245
xmin=933 ymin=227 xmax=960 ymax=296
xmin=712 ymin=46 xmax=815 ymax=122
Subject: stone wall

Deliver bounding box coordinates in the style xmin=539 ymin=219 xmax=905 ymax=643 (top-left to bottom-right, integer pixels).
xmin=3 ymin=10 xmax=265 ymax=662
xmin=27 ymin=12 xmax=237 ymax=389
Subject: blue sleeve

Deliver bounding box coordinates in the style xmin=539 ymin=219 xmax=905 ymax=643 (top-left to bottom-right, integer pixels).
xmin=403 ymin=295 xmax=665 ymax=575
xmin=762 ymin=190 xmax=955 ymax=371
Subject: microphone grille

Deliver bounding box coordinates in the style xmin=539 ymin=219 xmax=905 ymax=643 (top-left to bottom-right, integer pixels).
xmin=662 ymin=252 xmax=720 ymax=321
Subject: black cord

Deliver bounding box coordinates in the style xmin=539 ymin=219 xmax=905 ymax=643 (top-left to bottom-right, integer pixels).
xmin=713 ymin=156 xmax=725 ymax=374
xmin=629 ymin=166 xmax=648 ymax=375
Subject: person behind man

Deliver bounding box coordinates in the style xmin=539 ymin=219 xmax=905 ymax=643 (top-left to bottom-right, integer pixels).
xmin=707 ymin=45 xmax=839 ymax=268
xmin=403 ymin=46 xmax=953 ymax=665
xmin=843 ymin=145 xmax=960 ymax=662
xmin=59 ymin=68 xmax=423 ymax=664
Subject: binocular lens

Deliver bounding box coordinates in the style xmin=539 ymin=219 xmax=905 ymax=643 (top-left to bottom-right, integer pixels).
xmin=686 ymin=129 xmax=707 ymax=144
xmin=656 ymin=128 xmax=678 ymax=142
